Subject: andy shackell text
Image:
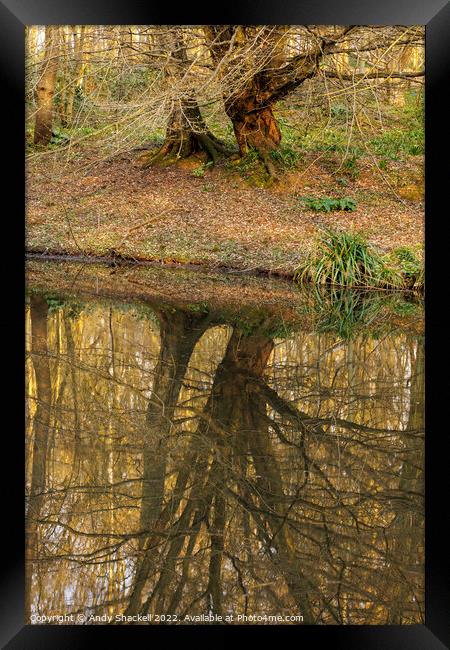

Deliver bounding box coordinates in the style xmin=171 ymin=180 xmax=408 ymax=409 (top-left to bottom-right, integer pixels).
xmin=31 ymin=613 xmax=304 ymax=624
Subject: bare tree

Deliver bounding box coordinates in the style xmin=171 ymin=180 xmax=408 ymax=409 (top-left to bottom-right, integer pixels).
xmin=34 ymin=26 xmax=59 ymax=145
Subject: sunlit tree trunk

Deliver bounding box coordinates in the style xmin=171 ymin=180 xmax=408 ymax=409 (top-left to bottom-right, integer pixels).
xmin=64 ymin=25 xmax=86 ymax=126
xmin=34 ymin=26 xmax=59 ymax=145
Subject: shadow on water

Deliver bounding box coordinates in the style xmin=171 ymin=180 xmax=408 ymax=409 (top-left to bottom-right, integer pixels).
xmin=25 ymin=262 xmax=424 ymax=625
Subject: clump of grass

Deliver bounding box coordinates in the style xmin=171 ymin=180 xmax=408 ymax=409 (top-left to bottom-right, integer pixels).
xmin=315 ymin=287 xmax=386 ymax=338
xmin=294 ymin=229 xmax=404 ymax=289
xmin=388 ymin=246 xmax=424 ymax=291
xmin=304 ymin=287 xmax=389 ymax=339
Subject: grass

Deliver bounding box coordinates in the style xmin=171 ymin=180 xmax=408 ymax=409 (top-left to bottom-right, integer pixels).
xmin=272 ymin=90 xmax=424 ymax=179
xmin=294 ymin=229 xmax=408 ymax=289
xmin=368 ymin=129 xmax=424 ymax=159
xmin=26 ymin=89 xmax=424 ymax=282
xmin=388 ymin=246 xmax=424 ymax=290
xmin=269 ymin=143 xmax=303 ymax=170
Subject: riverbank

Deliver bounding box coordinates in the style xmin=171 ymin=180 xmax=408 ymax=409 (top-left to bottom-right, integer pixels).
xmin=26 ymin=148 xmax=424 ymax=277
xmin=26 ymin=259 xmax=424 ymax=338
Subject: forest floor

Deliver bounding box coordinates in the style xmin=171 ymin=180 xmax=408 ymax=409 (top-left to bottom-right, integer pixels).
xmin=26 ymin=148 xmax=424 ymax=277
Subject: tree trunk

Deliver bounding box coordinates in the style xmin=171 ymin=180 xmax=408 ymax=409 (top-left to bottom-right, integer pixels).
xmin=64 ymin=25 xmax=86 ymax=126
xmin=203 ymin=25 xmax=356 ymax=177
xmin=139 ymin=30 xmax=231 ymax=167
xmin=139 ymin=96 xmax=231 ymax=168
xmin=225 ymin=90 xmax=281 ymax=176
xmin=34 ymin=26 xmax=59 ymax=145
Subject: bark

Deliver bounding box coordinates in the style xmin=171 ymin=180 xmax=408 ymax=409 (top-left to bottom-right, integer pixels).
xmin=34 ymin=26 xmax=59 ymax=145
xmin=224 ymin=91 xmax=281 ymax=176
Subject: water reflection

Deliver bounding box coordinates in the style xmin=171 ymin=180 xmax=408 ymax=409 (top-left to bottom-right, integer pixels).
xmin=25 ymin=287 xmax=424 ymax=625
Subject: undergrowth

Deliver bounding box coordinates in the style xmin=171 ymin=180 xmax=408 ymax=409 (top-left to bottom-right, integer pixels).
xmin=299 ymin=196 xmax=357 ymax=212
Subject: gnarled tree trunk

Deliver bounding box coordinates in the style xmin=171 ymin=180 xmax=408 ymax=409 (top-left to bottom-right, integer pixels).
xmin=139 ymin=96 xmax=231 ymax=168
xmin=224 ymin=91 xmax=281 ymax=177
xmin=139 ymin=29 xmax=230 ymax=167
xmin=204 ymin=25 xmax=356 ymax=177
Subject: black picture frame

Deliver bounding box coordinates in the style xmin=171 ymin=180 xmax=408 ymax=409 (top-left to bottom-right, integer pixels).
xmin=2 ymin=1 xmax=449 ymax=647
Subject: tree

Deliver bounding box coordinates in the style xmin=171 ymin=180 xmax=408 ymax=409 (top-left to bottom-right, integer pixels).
xmin=138 ymin=29 xmax=231 ymax=167
xmin=34 ymin=26 xmax=59 ymax=145
xmin=26 ymin=24 xmax=424 ymax=170
xmin=63 ymin=25 xmax=86 ymax=127
xmin=25 ymin=288 xmax=424 ymax=623
xmin=203 ymin=25 xmax=424 ymax=176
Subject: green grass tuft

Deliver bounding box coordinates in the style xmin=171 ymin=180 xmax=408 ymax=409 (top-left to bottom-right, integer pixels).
xmin=294 ymin=229 xmax=405 ymax=289
xmin=388 ymin=246 xmax=424 ymax=291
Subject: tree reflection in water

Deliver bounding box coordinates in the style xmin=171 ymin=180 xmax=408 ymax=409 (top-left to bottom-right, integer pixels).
xmin=25 ymin=289 xmax=424 ymax=625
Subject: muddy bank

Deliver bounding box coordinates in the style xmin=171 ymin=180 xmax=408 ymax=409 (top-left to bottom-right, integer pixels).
xmin=25 ymin=249 xmax=295 ymax=279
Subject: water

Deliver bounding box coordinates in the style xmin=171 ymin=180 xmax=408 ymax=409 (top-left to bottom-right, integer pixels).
xmin=25 ymin=261 xmax=424 ymax=625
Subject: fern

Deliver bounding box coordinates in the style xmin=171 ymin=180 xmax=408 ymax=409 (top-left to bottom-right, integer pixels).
xmin=300 ymin=196 xmax=357 ymax=212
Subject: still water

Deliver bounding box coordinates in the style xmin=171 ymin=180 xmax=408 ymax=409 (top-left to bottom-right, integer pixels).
xmin=25 ymin=263 xmax=424 ymax=625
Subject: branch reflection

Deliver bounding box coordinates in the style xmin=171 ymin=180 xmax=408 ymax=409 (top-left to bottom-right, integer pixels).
xmin=25 ymin=289 xmax=424 ymax=624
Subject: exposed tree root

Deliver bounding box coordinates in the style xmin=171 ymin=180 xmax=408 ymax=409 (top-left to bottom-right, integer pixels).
xmin=138 ymin=98 xmax=234 ymax=169
xmin=258 ymin=149 xmax=278 ymax=180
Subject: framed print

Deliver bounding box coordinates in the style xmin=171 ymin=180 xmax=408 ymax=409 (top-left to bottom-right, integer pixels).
xmin=1 ymin=0 xmax=449 ymax=647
